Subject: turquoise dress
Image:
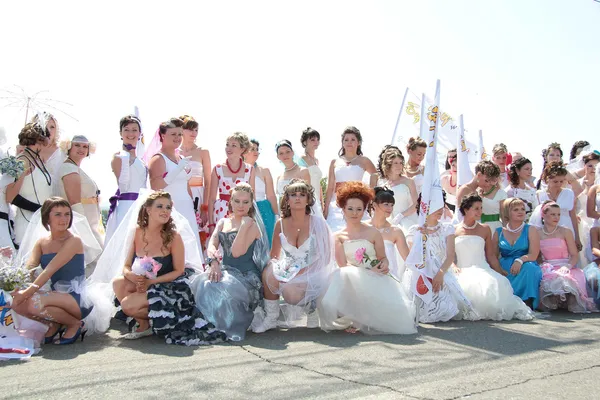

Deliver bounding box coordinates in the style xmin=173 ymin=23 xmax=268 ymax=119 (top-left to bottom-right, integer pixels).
xmin=497 ymin=225 xmax=543 ymax=309
xmin=40 ymin=253 xmax=93 ymax=319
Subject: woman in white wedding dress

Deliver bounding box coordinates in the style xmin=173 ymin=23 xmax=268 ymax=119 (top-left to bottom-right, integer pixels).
xmin=376 ymin=145 xmax=418 ymax=233
xmin=148 ymin=120 xmax=202 ymax=253
xmin=453 ymin=194 xmax=534 ymax=320
xmin=319 ymin=181 xmax=417 ymax=334
xmin=324 ymin=127 xmax=377 ymax=232
xmin=298 ymin=127 xmax=324 ymax=215
xmin=367 ymin=187 xmax=410 ymax=281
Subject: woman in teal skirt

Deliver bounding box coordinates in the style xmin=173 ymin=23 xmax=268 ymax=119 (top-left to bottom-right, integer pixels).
xmin=244 ymin=139 xmax=278 ymax=246
xmin=492 ymin=198 xmax=543 ymax=310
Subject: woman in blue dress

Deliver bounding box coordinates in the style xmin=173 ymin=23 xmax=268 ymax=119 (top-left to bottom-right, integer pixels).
xmin=194 ymin=183 xmax=270 ymax=341
xmin=11 ymin=197 xmax=93 ymax=345
xmin=492 ymin=197 xmax=543 ymax=310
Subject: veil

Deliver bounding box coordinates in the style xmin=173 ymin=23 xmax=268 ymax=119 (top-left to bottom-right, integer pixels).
xmin=141 ymin=129 xmax=162 ymax=166
xmin=566 ymin=146 xmax=594 ymax=175
xmin=15 ymin=209 xmax=102 ymax=268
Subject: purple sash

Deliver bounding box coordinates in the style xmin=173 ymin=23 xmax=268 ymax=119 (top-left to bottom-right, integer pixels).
xmin=107 ymin=190 xmax=139 ymax=221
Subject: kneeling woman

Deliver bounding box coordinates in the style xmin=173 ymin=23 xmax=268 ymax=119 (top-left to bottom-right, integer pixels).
xmin=453 ymin=194 xmax=534 ymax=320
xmin=112 ymin=191 xmax=226 ymax=345
xmin=195 ymin=183 xmax=270 ymax=341
xmin=319 ymin=182 xmax=417 ymax=334
xmin=11 ymin=197 xmax=96 ymax=345
xmin=254 ymin=179 xmax=335 ymax=333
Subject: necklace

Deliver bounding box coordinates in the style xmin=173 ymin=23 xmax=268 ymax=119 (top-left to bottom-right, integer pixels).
xmin=406 ymin=164 xmax=421 ymax=174
xmin=180 ymin=144 xmax=198 ymax=154
xmin=24 ymin=147 xmax=52 ymax=186
xmin=304 ymin=152 xmax=317 ymax=166
xmin=504 ymin=222 xmax=525 ymax=233
xmin=462 ymin=221 xmax=478 ymax=230
xmin=342 ymin=155 xmax=358 ymax=166
xmin=226 ymin=157 xmax=243 ymax=174
xmin=542 ymin=225 xmax=559 ymax=235
xmin=285 ymin=163 xmax=298 ymax=172
xmin=449 ymin=174 xmax=456 ymax=188
xmin=480 ymin=185 xmax=496 ymax=197
xmin=67 ymin=157 xmax=79 ymax=166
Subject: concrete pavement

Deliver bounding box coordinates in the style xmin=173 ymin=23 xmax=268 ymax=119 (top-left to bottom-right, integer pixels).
xmin=2 ymin=311 xmax=600 ymax=399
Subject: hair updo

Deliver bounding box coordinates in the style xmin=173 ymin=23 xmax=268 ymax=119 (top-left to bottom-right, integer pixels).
xmin=508 ymin=157 xmax=532 ymax=187
xmin=18 ymin=122 xmax=48 ymax=146
xmin=541 ymin=161 xmax=568 ymax=183
xmin=179 ymin=115 xmax=199 ymax=131
xmin=474 ymin=160 xmax=501 ymax=178
xmin=119 ymin=115 xmax=142 ymax=132
xmin=373 ymin=186 xmax=395 ymax=205
xmin=406 ymin=137 xmax=427 ymax=152
xmin=228 ymin=182 xmax=257 ymax=218
xmin=300 ymin=127 xmax=320 ymax=148
xmin=570 ymin=140 xmax=590 ymax=161
xmin=492 ymin=143 xmax=508 ymax=156
xmin=377 ymin=145 xmax=404 ymax=179
xmin=336 ymin=181 xmax=373 ymax=209
xmin=279 ymin=178 xmax=315 ymax=218
xmin=582 ymin=152 xmax=600 ymax=165
xmin=459 ymin=193 xmax=483 ymax=216
xmin=226 ymin=132 xmax=251 ymax=155
xmin=338 ymin=126 xmax=363 ymax=157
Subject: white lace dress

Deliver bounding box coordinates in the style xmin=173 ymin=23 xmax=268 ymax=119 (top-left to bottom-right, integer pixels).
xmin=319 ymin=239 xmax=417 ymax=334
xmin=326 ymin=163 xmax=366 ymax=232
xmin=403 ymin=224 xmax=479 ymax=323
xmin=454 ymin=235 xmax=534 ymax=320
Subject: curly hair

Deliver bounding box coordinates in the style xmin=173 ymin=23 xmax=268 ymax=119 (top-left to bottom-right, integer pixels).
xmin=338 ymin=126 xmax=364 ymax=157
xmin=226 ymin=132 xmax=251 ymax=155
xmin=459 ymin=193 xmax=483 ymax=216
xmin=18 ymin=122 xmax=48 ymax=146
xmin=492 ymin=143 xmax=508 ymax=156
xmin=41 ymin=197 xmax=73 ymax=231
xmin=474 ymin=160 xmax=500 ymax=178
xmin=501 ymin=197 xmax=526 ymax=225
xmin=336 ymin=181 xmax=373 ymax=209
xmin=279 ymin=179 xmax=315 ymax=218
xmin=228 ymin=182 xmax=257 ymax=218
xmin=541 ymin=161 xmax=568 ymax=183
xmin=300 ymin=127 xmax=320 ymax=148
xmin=179 ymin=115 xmax=199 ymax=131
xmin=119 ymin=115 xmax=142 ymax=132
xmin=508 ymin=157 xmax=532 ymax=187
xmin=570 ymin=140 xmax=590 ymax=161
xmin=137 ymin=191 xmax=177 ymax=255
xmin=542 ymin=142 xmax=563 ymax=161
xmin=377 ymin=145 xmax=404 ymax=179
xmin=406 ymin=136 xmax=427 ymax=152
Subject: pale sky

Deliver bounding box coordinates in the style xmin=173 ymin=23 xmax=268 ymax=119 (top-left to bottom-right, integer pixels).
xmin=1 ymin=0 xmax=599 ymax=206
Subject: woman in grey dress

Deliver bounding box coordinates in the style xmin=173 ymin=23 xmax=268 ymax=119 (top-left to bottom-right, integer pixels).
xmin=193 ymin=183 xmax=270 ymax=341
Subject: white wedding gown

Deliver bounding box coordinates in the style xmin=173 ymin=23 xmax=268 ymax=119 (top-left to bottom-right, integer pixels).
xmin=326 ymin=163 xmax=366 ymax=232
xmin=319 ymin=239 xmax=417 ymax=334
xmin=454 ymin=235 xmax=534 ymax=320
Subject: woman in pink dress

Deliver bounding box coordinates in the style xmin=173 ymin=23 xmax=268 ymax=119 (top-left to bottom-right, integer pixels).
xmin=531 ymin=200 xmax=596 ymax=312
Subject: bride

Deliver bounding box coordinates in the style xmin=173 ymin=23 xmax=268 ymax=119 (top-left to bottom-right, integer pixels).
xmin=319 ymin=182 xmax=417 ymax=334
xmin=453 ymin=194 xmax=534 ymax=320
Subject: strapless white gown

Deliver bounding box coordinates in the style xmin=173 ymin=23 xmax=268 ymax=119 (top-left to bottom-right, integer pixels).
xmin=319 ymin=239 xmax=417 ymax=334
xmin=326 ymin=164 xmax=366 ymax=232
xmin=454 ymin=235 xmax=534 ymax=320
xmin=306 ymin=165 xmax=323 ymax=215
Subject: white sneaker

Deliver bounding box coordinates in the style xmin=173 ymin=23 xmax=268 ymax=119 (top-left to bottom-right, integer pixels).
xmin=252 ymin=299 xmax=280 ymax=333
xmin=306 ymin=310 xmax=319 ymax=328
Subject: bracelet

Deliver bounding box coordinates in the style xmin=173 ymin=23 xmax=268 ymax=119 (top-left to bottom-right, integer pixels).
xmin=208 ymin=223 xmax=216 ymax=228
xmin=514 ymin=259 xmax=524 ymax=265
xmin=201 ymin=204 xmax=209 ymax=212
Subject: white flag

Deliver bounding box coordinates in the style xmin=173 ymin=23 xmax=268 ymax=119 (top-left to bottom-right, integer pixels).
xmin=456 ymin=115 xmax=474 ymax=186
xmin=478 ymin=130 xmax=488 ymax=161
xmin=405 ymin=80 xmax=444 ymax=304
xmin=390 ymin=88 xmax=423 ymax=150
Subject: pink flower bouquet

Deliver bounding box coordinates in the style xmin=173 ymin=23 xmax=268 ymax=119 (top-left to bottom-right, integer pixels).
xmin=354 ymin=247 xmax=379 ymax=269
xmin=132 ymin=256 xmax=162 ymax=279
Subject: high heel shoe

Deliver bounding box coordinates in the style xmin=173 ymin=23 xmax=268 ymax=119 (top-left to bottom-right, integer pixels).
xmin=44 ymin=325 xmax=65 ymax=344
xmin=57 ymin=322 xmax=87 ymax=345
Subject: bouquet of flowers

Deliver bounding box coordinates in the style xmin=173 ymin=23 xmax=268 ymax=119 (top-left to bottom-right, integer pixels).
xmin=0 ymin=155 xmax=25 ymax=180
xmin=354 ymin=247 xmax=380 ymax=269
xmin=131 ymin=256 xmax=162 ymax=279
xmin=0 ymin=257 xmax=31 ymax=292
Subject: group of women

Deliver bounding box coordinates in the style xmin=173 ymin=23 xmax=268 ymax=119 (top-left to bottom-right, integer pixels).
xmin=2 ymin=113 xmax=600 ymax=347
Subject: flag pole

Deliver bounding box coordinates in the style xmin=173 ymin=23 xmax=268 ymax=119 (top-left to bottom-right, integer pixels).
xmin=391 ymin=87 xmax=409 ymax=145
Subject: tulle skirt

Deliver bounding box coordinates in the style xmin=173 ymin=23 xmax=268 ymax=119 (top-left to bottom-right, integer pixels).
xmin=256 ymin=199 xmax=275 ymax=247
xmin=319 ymin=266 xmax=417 ymax=334
xmin=147 ymin=268 xmax=227 ymax=346
xmin=454 ymin=266 xmax=534 ymax=320
xmin=539 ymin=263 xmax=596 ymax=313
xmin=0 ymin=217 xmax=14 ymax=250
xmin=584 ymin=263 xmax=600 ymax=306
xmin=192 ymin=266 xmax=262 ymax=341
xmin=105 ymin=199 xmax=136 ymax=245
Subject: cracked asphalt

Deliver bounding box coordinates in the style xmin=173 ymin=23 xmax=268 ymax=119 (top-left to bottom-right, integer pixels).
xmin=2 ymin=311 xmax=600 ymax=400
